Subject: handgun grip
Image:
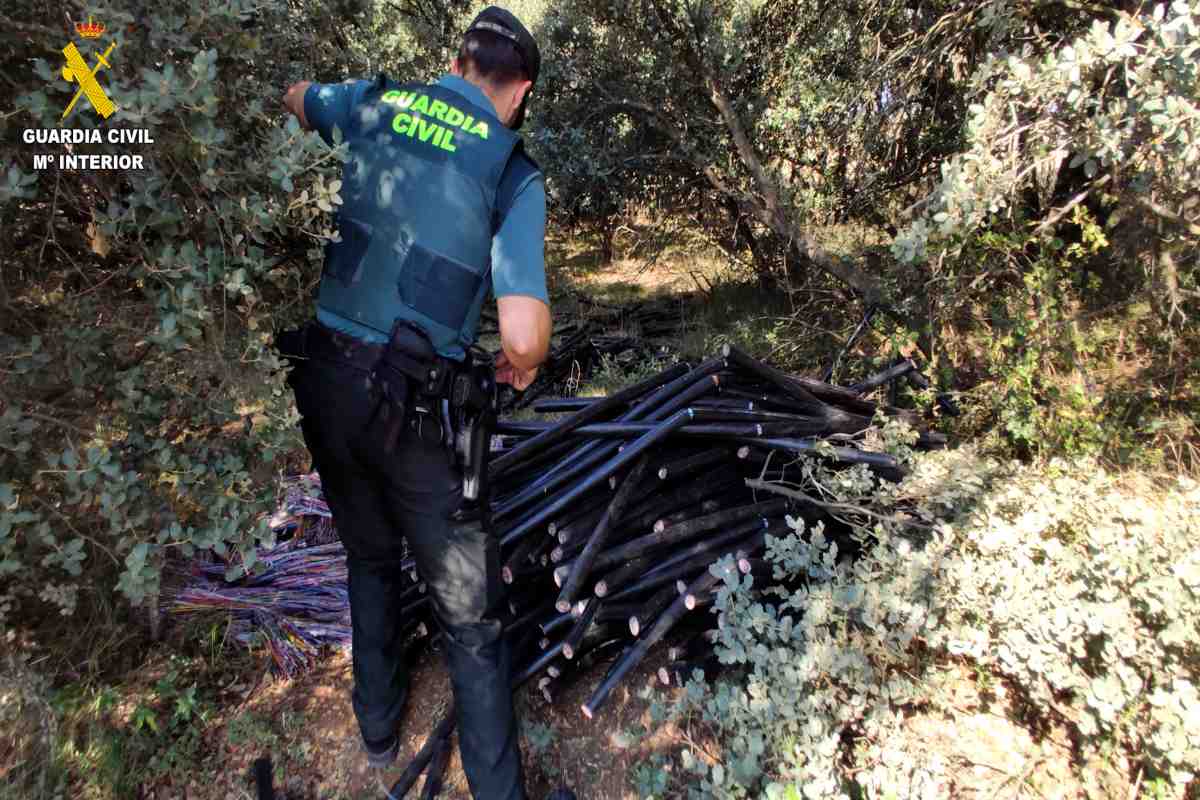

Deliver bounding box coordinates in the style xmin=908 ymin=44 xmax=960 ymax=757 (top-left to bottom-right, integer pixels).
xmin=462 ymin=415 xmax=491 ymax=501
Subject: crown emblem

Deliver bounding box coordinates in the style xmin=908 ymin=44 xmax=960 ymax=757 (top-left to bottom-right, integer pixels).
xmin=76 ymin=17 xmax=105 ymax=39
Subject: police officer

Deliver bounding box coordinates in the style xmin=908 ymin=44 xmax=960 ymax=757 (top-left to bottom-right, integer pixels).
xmin=280 ymin=8 xmax=562 ymax=799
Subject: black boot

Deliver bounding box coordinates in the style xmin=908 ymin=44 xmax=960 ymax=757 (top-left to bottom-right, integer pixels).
xmin=363 ymin=732 xmax=400 ymax=768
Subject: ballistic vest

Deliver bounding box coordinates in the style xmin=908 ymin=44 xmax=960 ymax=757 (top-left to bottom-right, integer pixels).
xmin=317 ymin=76 xmax=525 ymax=360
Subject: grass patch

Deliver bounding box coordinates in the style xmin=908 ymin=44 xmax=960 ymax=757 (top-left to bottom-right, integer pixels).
xmin=576 ymin=351 xmax=678 ymax=397
xmin=225 ymin=710 xmax=280 ymax=749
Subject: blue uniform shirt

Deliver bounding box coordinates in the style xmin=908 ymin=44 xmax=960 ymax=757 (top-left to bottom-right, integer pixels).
xmin=303 ymin=74 xmax=548 ymax=346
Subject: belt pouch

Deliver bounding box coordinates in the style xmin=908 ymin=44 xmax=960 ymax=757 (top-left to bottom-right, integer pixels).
xmin=370 ymin=361 xmax=411 ymax=454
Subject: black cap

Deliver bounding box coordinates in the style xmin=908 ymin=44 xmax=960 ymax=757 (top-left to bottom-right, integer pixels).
xmin=465 ymin=6 xmax=540 ymax=129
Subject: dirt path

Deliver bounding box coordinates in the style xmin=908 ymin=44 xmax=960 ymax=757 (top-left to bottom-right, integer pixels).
xmin=189 ymin=643 xmax=688 ymax=800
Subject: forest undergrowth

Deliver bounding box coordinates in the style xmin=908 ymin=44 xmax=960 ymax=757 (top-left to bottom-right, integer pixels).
xmin=5 ymin=231 xmax=1197 ymax=800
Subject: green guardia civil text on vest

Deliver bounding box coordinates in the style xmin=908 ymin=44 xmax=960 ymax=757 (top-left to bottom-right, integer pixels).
xmin=382 ymin=90 xmax=492 ymax=153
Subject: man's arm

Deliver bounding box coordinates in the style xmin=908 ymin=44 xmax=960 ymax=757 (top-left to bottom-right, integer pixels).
xmin=491 ymin=169 xmax=550 ymax=390
xmin=284 ymin=80 xmax=367 ymax=145
xmin=496 ymin=295 xmax=551 ymax=384
xmin=283 ymin=81 xmax=312 ymax=129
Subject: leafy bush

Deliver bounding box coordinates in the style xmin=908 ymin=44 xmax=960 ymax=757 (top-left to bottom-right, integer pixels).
xmin=881 ymin=0 xmax=1200 ymax=465
xmin=0 ymin=0 xmax=376 ymax=633
xmin=532 ymin=0 xmax=980 ymax=291
xmin=646 ymin=444 xmax=1199 ymax=797
xmin=894 ymin=2 xmax=1200 ymax=309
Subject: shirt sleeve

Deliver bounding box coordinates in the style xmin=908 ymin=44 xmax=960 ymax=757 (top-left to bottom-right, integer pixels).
xmin=303 ymin=80 xmax=368 ymax=147
xmin=491 ymin=174 xmax=549 ymax=304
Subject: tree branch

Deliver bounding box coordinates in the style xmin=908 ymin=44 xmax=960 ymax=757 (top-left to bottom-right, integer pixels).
xmin=590 ymin=88 xmax=883 ymax=302
xmin=693 ymin=34 xmax=884 ymax=300
xmin=1034 ymin=174 xmax=1112 ymax=235
xmin=745 ymin=478 xmax=936 ymax=530
xmin=1139 ymin=196 xmax=1200 ymax=237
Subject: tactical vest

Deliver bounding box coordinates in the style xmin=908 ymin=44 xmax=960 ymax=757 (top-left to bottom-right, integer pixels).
xmin=317 ymin=76 xmax=524 ymax=360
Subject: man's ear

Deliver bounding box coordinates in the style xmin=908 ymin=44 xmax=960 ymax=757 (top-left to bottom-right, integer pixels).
xmin=505 ymin=80 xmax=531 ymax=121
xmin=449 ymin=57 xmax=464 ymax=77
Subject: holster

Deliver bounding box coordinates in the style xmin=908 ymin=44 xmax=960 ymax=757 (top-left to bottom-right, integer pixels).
xmin=364 ymin=320 xmax=454 ymax=454
xmin=451 ymin=358 xmax=498 ymax=503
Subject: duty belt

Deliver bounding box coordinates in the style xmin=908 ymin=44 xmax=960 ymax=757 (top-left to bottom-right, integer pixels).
xmin=296 ymin=321 xmax=455 ymax=399
xmin=297 ymin=322 xmax=385 ymax=372
xmin=280 ymin=320 xmax=496 ymax=501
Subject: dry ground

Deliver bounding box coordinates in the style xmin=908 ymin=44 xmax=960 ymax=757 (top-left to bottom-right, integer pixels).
xmin=139 ymin=643 xmax=693 ymax=800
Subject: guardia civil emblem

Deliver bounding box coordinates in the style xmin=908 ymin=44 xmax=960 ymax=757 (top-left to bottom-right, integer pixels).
xmin=61 ymin=17 xmax=118 ymax=120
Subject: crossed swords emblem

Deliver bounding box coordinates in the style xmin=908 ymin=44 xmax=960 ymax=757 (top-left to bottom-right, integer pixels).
xmin=61 ymin=40 xmax=117 ymax=120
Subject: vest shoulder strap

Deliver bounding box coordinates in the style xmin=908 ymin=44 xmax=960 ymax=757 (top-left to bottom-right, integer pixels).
xmin=493 ymin=141 xmax=542 ymax=233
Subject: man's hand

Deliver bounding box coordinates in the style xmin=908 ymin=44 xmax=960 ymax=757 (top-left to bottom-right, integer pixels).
xmin=283 ymin=81 xmax=312 ymax=130
xmin=495 ymin=350 xmax=538 ymax=391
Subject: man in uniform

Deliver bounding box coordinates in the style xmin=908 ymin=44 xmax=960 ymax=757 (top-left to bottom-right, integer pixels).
xmin=279 ymin=8 xmax=557 ymax=799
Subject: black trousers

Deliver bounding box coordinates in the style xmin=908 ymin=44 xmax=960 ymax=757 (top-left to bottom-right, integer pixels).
xmin=287 ymin=353 xmax=525 ymax=800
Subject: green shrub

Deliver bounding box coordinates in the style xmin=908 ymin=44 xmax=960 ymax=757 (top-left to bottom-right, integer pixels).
xmin=648 ymin=445 xmax=1199 ymax=797
xmin=880 ymin=1 xmax=1200 ymax=467
xmin=0 ymin=0 xmax=366 ymax=632
xmin=893 ymin=2 xmax=1200 ymax=309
